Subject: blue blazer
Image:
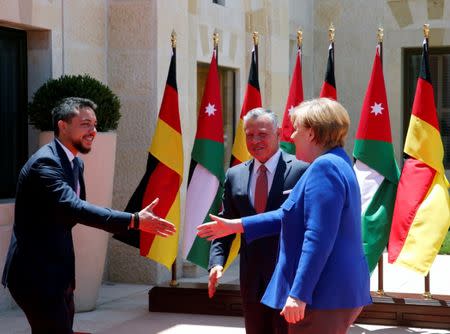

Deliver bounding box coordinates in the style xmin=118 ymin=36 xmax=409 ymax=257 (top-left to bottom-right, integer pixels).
xmin=2 ymin=140 xmax=131 ymax=294
xmin=209 ymin=152 xmax=308 ymax=303
xmin=243 ymin=147 xmax=372 ymax=310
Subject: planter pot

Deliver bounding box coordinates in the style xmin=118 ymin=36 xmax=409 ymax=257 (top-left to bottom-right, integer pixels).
xmin=39 ymin=131 xmax=117 ymax=312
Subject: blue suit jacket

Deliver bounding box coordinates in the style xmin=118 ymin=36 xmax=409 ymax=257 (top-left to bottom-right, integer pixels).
xmin=243 ymin=147 xmax=372 ymax=310
xmin=2 ymin=139 xmax=131 ymax=295
xmin=209 ymin=152 xmax=308 ymax=303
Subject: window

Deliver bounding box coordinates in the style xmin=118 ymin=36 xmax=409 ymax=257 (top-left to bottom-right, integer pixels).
xmin=197 ymin=63 xmax=236 ymax=168
xmin=0 ymin=27 xmax=28 ymax=199
xmin=404 ymin=48 xmax=450 ymax=169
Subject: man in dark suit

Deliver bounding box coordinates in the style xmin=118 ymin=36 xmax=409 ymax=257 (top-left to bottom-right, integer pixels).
xmin=2 ymin=97 xmax=176 ymax=334
xmin=208 ymin=107 xmax=308 ymax=334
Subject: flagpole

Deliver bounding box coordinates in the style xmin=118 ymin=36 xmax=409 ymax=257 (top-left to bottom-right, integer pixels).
xmin=253 ymin=31 xmax=259 ymax=75
xmin=422 ymin=23 xmax=432 ymax=300
xmin=169 ymin=29 xmax=178 ymax=288
xmin=376 ymin=26 xmax=386 ymax=297
xmin=213 ymin=30 xmax=219 ymax=65
xmin=329 ymin=23 xmax=335 ymax=66
xmin=297 ymin=29 xmax=303 ymax=54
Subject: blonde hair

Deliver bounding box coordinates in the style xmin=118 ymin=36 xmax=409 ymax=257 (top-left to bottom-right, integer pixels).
xmin=291 ymin=98 xmax=350 ymax=148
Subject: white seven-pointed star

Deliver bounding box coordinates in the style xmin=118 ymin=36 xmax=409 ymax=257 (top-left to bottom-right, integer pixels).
xmin=370 ymin=102 xmax=384 ymax=116
xmin=288 ymin=105 xmax=295 ymax=116
xmin=205 ymin=103 xmax=216 ymax=116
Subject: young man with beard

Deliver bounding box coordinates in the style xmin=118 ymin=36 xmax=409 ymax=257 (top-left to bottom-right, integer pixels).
xmin=2 ymin=97 xmax=176 ymax=334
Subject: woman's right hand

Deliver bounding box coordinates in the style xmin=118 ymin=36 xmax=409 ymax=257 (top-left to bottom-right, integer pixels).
xmin=196 ymin=214 xmax=243 ymax=241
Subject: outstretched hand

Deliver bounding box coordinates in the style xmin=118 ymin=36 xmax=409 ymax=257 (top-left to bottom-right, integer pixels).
xmin=196 ymin=214 xmax=243 ymax=241
xmin=139 ymin=198 xmax=176 ymax=237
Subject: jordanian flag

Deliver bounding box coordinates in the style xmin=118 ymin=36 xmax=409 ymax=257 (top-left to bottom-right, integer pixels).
xmin=388 ymin=38 xmax=450 ymax=276
xmin=183 ymin=48 xmax=225 ymax=269
xmin=281 ymin=47 xmax=303 ymax=154
xmin=114 ymin=47 xmax=183 ymax=270
xmin=230 ymin=44 xmax=262 ymax=166
xmin=353 ymin=45 xmax=399 ymax=273
xmin=319 ymin=42 xmax=337 ymax=100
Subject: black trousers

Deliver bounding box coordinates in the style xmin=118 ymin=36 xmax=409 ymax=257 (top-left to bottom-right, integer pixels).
xmin=8 ymin=280 xmax=75 ymax=334
xmin=243 ymin=301 xmax=288 ymax=334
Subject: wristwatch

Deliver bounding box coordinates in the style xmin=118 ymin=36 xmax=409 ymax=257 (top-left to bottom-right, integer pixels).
xmin=132 ymin=212 xmax=140 ymax=230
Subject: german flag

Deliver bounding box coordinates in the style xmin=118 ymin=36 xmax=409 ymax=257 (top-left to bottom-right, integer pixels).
xmin=319 ymin=42 xmax=337 ymax=100
xmin=388 ymin=38 xmax=450 ymax=276
xmin=114 ymin=47 xmax=183 ymax=270
xmin=230 ymin=43 xmax=262 ymax=166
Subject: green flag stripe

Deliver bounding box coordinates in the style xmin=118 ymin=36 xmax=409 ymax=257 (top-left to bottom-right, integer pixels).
xmin=192 ymin=139 xmax=225 ymax=180
xmin=362 ymin=177 xmax=398 ymax=273
xmin=353 ymin=139 xmax=399 ymax=184
xmin=280 ymin=141 xmax=295 ymax=155
xmin=186 ymin=186 xmax=224 ymax=269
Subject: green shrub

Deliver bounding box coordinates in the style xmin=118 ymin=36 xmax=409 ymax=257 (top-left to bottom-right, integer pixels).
xmin=439 ymin=231 xmax=450 ymax=255
xmin=28 ymin=74 xmax=121 ymax=132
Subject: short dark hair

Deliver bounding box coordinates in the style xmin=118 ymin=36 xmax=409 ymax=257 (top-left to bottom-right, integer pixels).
xmin=52 ymin=97 xmax=97 ymax=136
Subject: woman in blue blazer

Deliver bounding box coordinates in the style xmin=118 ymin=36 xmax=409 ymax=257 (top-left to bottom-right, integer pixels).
xmin=198 ymin=98 xmax=371 ymax=334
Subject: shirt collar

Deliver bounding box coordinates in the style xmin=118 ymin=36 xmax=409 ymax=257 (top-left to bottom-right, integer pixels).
xmin=55 ymin=138 xmax=77 ymax=163
xmin=254 ymin=149 xmax=281 ymax=175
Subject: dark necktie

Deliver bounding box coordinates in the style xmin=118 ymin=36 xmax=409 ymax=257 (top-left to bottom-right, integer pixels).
xmin=72 ymin=157 xmax=81 ymax=195
xmin=254 ymin=164 xmax=268 ymax=213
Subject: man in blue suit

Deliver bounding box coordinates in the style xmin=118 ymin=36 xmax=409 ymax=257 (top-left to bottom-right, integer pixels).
xmin=208 ymin=108 xmax=308 ymax=334
xmin=2 ymin=97 xmax=176 ymax=334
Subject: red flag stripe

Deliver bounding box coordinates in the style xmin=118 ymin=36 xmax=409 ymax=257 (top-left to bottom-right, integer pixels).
xmin=319 ymin=81 xmax=337 ymax=100
xmin=281 ymin=50 xmax=303 ymax=144
xmin=195 ymin=52 xmax=223 ymax=143
xmin=411 ymin=78 xmax=440 ymax=131
xmin=139 ymin=161 xmax=181 ymax=256
xmin=387 ymin=159 xmax=436 ymax=263
xmin=158 ymin=84 xmax=181 ymax=133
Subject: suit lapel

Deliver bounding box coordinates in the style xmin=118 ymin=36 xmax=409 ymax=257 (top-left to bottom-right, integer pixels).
xmin=267 ymin=153 xmax=291 ymax=211
xmin=79 ymin=161 xmax=86 ymax=200
xmin=52 ymin=140 xmax=76 ymax=190
xmin=241 ymin=160 xmax=256 ymax=213
xmin=52 ymin=139 xmax=86 ymax=199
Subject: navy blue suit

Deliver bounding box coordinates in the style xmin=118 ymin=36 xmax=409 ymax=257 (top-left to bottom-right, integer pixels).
xmin=209 ymin=151 xmax=308 ymax=334
xmin=2 ymin=139 xmax=131 ymax=333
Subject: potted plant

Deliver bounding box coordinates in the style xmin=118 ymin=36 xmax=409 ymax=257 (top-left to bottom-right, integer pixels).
xmin=28 ymin=74 xmax=121 ymax=312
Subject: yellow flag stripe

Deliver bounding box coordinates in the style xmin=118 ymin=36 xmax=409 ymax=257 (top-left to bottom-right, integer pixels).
xmin=231 ymin=119 xmax=251 ymax=162
xmin=404 ymin=115 xmax=445 ymax=175
xmin=149 ymin=119 xmax=183 ymax=176
xmin=223 ymin=234 xmax=241 ymax=271
xmin=146 ymin=191 xmax=181 ymax=270
xmin=395 ymin=172 xmax=450 ymax=275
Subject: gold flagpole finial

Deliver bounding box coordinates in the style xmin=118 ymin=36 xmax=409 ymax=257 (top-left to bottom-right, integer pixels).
xmin=377 ymin=27 xmax=384 ymax=43
xmin=423 ymin=24 xmax=430 ymax=39
xmin=213 ymin=31 xmax=219 ymax=48
xmin=297 ymin=30 xmax=303 ymax=48
xmin=328 ymin=23 xmax=335 ymax=42
xmin=253 ymin=31 xmax=259 ymax=46
xmin=171 ymin=30 xmax=177 ymax=48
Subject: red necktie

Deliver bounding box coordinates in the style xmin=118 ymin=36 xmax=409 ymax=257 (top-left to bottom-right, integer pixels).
xmin=254 ymin=164 xmax=268 ymax=213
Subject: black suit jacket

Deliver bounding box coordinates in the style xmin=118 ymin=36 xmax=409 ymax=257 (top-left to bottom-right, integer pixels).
xmin=2 ymin=139 xmax=131 ymax=296
xmin=209 ymin=151 xmax=308 ymax=303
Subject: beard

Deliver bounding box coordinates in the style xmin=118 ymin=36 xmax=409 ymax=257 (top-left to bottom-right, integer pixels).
xmin=73 ymin=139 xmax=92 ymax=154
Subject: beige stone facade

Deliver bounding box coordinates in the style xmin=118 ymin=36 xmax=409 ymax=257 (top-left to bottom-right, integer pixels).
xmin=1 ymin=0 xmax=449 ymax=311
